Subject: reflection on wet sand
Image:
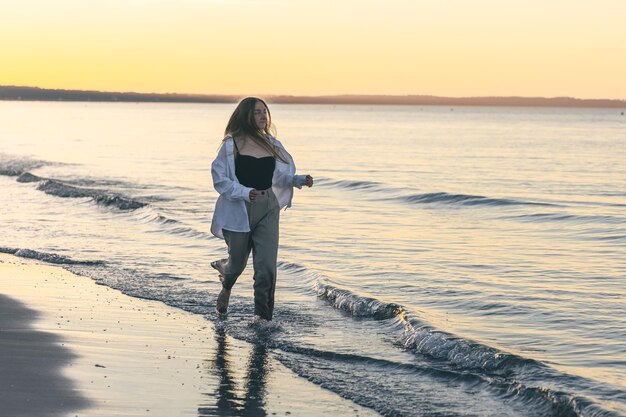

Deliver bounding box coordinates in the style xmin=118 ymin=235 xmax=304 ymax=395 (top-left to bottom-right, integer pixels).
xmin=199 ymin=328 xmax=270 ymax=416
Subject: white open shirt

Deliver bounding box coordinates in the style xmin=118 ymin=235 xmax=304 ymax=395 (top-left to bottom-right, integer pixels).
xmin=210 ymin=135 xmax=307 ymax=239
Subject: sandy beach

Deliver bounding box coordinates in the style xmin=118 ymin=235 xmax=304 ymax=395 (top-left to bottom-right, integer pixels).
xmin=0 ymin=253 xmax=375 ymax=417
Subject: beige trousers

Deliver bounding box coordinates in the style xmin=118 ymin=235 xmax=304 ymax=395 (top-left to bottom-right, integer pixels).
xmin=215 ymin=188 xmax=280 ymax=320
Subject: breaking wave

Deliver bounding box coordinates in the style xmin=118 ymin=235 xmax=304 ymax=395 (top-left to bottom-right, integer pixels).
xmin=0 ymin=247 xmax=104 ymax=266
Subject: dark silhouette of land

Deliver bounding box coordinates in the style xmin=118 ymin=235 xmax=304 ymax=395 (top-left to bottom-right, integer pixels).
xmin=1 ymin=85 xmax=624 ymax=108
xmin=0 ymin=85 xmax=237 ymax=104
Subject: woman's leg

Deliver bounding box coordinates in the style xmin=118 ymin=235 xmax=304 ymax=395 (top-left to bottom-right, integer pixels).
xmin=250 ymin=195 xmax=280 ymax=320
xmin=218 ymin=230 xmax=252 ymax=290
xmin=215 ymin=229 xmax=252 ymax=314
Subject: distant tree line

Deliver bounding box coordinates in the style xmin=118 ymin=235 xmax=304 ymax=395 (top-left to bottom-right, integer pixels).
xmin=0 ymin=86 xmax=236 ymax=103
xmin=1 ymin=85 xmax=624 ymax=108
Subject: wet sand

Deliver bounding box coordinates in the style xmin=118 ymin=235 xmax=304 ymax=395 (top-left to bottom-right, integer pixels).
xmin=0 ymin=253 xmax=376 ymax=417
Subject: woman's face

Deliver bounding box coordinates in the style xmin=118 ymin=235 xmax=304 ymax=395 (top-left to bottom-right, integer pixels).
xmin=253 ymin=101 xmax=268 ymax=131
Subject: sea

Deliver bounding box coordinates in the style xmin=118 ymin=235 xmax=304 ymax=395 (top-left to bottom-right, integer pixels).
xmin=1 ymin=101 xmax=624 ymax=417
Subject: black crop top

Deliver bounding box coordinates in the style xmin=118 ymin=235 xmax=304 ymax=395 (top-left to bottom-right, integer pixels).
xmin=234 ymin=139 xmax=276 ymax=190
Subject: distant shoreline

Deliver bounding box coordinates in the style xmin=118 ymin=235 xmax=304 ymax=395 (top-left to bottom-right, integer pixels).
xmin=1 ymin=85 xmax=625 ymax=109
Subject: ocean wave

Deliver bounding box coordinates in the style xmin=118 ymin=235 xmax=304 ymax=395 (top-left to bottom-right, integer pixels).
xmin=35 ymin=179 xmax=147 ymax=210
xmin=396 ymin=192 xmax=555 ymax=207
xmin=0 ymin=247 xmax=105 ymax=266
xmin=506 ymin=212 xmax=625 ymax=225
xmin=2 ymin=154 xmax=148 ymax=210
xmin=15 ymin=167 xmax=212 ymax=237
xmin=313 ymin=279 xmax=621 ymax=416
xmin=275 ymin=345 xmax=611 ymax=417
xmin=591 ymin=234 xmax=626 ymax=242
xmin=154 ymin=214 xmax=180 ymax=225
xmin=591 ymin=192 xmax=626 ymax=197
xmin=397 ymin=316 xmax=541 ymax=373
xmin=133 ymin=208 xmax=182 ymax=226
xmin=316 ymin=175 xmax=557 ymax=209
xmin=16 ymin=172 xmax=44 ymax=183
xmin=132 ymin=208 xmax=215 ymax=240
xmin=58 ymin=177 xmax=139 ymax=189
xmin=315 ymin=281 xmax=403 ymax=319
xmin=315 ymin=280 xmax=545 ymax=374
xmin=277 ymin=261 xmax=309 ymax=274
xmin=0 ymin=156 xmax=46 ymax=176
xmin=162 ymin=226 xmax=215 ymax=240
xmin=316 ymin=178 xmax=383 ymax=191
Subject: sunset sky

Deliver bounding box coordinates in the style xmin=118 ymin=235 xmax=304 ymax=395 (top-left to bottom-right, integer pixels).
xmin=1 ymin=0 xmax=625 ymax=99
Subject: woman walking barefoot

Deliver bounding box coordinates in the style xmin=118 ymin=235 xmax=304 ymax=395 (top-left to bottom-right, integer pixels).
xmin=210 ymin=97 xmax=313 ymax=321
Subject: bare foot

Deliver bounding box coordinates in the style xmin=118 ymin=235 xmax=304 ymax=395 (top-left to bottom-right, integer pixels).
xmin=216 ymin=288 xmax=231 ymax=315
xmin=211 ymin=260 xmax=225 ymax=284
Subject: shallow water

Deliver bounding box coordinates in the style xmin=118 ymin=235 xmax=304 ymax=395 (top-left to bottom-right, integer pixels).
xmin=1 ymin=101 xmax=625 ymax=416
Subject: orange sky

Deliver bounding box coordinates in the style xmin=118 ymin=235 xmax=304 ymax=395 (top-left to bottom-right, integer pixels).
xmin=1 ymin=0 xmax=625 ymax=99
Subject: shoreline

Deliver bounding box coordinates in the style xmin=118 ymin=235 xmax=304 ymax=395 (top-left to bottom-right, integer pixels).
xmin=0 ymin=253 xmax=376 ymax=417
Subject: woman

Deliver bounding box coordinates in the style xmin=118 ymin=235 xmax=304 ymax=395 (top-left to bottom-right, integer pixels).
xmin=210 ymin=97 xmax=313 ymax=321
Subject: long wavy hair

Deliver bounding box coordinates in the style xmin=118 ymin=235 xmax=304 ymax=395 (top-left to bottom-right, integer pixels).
xmin=224 ymin=97 xmax=287 ymax=163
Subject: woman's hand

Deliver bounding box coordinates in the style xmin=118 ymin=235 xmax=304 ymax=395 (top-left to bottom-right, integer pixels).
xmin=304 ymin=175 xmax=314 ymax=187
xmin=249 ymin=189 xmax=260 ymax=201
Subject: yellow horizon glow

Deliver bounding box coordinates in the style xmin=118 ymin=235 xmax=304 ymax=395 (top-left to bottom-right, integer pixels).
xmin=1 ymin=0 xmax=625 ymax=100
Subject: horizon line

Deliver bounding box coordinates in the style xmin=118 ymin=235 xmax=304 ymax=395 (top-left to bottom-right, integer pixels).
xmin=1 ymin=85 xmax=625 ymax=108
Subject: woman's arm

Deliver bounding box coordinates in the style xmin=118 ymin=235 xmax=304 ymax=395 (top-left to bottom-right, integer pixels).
xmin=272 ymin=138 xmax=313 ymax=189
xmin=274 ymin=166 xmax=311 ymax=189
xmin=211 ymin=142 xmax=253 ymax=201
xmin=293 ymin=174 xmax=313 ymax=188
